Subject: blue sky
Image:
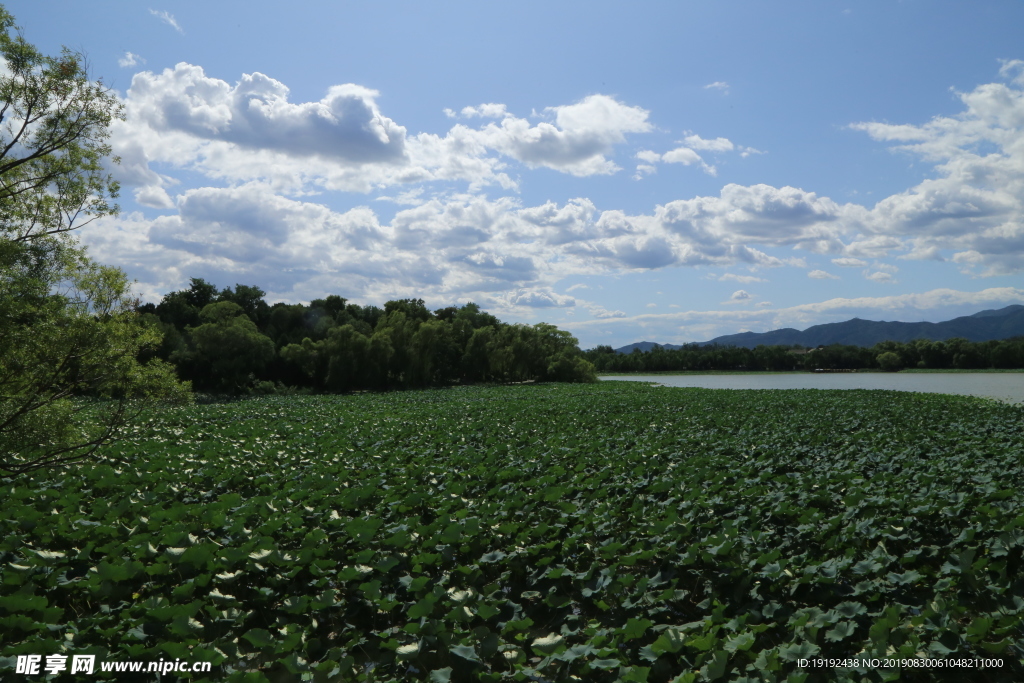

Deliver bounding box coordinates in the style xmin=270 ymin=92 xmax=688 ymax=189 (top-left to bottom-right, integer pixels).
xmin=16 ymin=0 xmax=1024 ymax=346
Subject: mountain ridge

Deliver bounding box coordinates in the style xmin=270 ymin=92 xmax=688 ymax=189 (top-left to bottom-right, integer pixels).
xmin=613 ymin=304 xmax=1024 ymax=353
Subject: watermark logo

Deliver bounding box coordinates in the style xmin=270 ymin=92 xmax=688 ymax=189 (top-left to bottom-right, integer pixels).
xmin=16 ymin=655 xmax=95 ymax=675
xmin=13 ymin=654 xmax=210 ymax=675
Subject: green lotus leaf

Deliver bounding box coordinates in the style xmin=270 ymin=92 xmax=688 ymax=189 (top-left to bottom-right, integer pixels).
xmin=531 ymin=633 xmax=564 ymax=655
xmin=429 ymin=668 xmax=452 ymax=682
xmin=242 ymin=628 xmax=275 ymax=648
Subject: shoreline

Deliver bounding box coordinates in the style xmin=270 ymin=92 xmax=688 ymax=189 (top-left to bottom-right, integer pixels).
xmin=598 ymin=368 xmax=1024 ymax=376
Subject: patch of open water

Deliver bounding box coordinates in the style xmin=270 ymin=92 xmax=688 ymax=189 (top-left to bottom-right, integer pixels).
xmin=600 ymin=373 xmax=1024 ymax=404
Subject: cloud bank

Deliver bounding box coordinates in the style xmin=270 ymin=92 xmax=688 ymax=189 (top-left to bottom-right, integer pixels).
xmin=88 ymin=61 xmax=1024 ymax=342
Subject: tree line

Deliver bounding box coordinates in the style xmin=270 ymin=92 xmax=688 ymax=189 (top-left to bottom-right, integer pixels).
xmin=137 ymin=279 xmax=597 ymax=394
xmin=0 ymin=3 xmax=592 ymax=475
xmin=583 ymin=337 xmax=1024 ymax=373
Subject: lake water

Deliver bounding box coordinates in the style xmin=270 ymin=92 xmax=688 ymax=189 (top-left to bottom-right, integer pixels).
xmin=599 ymin=373 xmax=1024 ymax=404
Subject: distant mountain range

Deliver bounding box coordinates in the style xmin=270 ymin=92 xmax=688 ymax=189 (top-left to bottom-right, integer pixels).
xmin=613 ymin=304 xmax=1024 ymax=353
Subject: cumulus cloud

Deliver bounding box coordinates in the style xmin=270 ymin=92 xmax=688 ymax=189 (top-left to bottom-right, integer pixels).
xmin=96 ymin=174 xmax=884 ymax=311
xmin=375 ymin=188 xmax=426 ymax=206
xmin=635 ymin=150 xmax=662 ymax=164
xmin=84 ymin=181 xmax=867 ymax=314
xmin=127 ymin=64 xmax=408 ymax=163
xmin=112 ymin=68 xmax=656 ymax=199
xmin=655 ymin=184 xmax=850 ymax=254
xmin=458 ymin=103 xmax=508 ymax=119
xmin=729 ymin=289 xmax=752 ymax=301
xmin=704 ymin=81 xmax=729 ymax=93
xmin=93 ymin=59 xmax=1024 ymax=328
xmin=503 ymin=288 xmax=575 ymax=308
xmin=119 ymin=52 xmax=144 ymax=68
xmin=134 ymin=185 xmax=175 ymax=209
xmin=808 ymin=269 xmax=839 ymax=279
xmin=632 ymin=163 xmax=657 ymax=180
xmin=865 ymin=270 xmax=897 ymax=283
xmin=517 ymin=198 xmax=597 ymax=244
xmin=683 ymin=134 xmax=734 ymax=152
xmin=662 ymin=147 xmax=705 ymax=165
xmin=586 ymin=304 xmax=627 ymax=318
xmin=110 ymin=64 xmax=428 ymax=198
xmin=847 ymin=66 xmax=1024 ymax=275
xmin=453 ymin=94 xmax=653 ymax=176
xmin=633 ymin=133 xmax=763 ymax=177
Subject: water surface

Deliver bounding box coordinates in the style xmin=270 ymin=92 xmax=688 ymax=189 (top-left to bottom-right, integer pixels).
xmin=600 ymin=373 xmax=1024 ymax=404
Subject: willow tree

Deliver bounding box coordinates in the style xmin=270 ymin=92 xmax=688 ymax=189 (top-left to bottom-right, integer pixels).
xmin=0 ymin=5 xmax=189 ymax=476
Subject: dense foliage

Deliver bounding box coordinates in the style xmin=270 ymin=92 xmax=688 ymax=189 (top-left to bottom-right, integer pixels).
xmin=584 ymin=337 xmax=1024 ymax=373
xmin=0 ymin=5 xmax=189 ymax=476
xmin=2 ymin=384 xmax=1022 ymax=681
xmin=0 ymin=241 xmax=190 ymax=475
xmin=138 ymin=279 xmax=596 ymax=393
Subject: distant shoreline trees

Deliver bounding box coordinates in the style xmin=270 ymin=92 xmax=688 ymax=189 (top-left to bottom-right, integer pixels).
xmin=138 ymin=279 xmax=597 ymax=394
xmin=583 ymin=337 xmax=1024 ymax=373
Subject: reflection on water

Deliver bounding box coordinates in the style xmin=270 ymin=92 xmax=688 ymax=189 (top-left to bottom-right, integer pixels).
xmin=600 ymin=373 xmax=1024 ymax=404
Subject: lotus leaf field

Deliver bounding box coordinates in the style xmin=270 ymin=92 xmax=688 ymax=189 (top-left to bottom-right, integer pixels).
xmin=2 ymin=383 xmax=1024 ymax=682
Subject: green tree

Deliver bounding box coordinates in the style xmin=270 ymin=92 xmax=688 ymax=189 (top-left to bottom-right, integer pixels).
xmin=218 ymin=283 xmax=269 ymax=325
xmin=155 ymin=278 xmax=219 ymax=329
xmin=876 ymin=351 xmax=902 ymax=372
xmin=0 ymin=6 xmax=189 ymax=475
xmin=182 ymin=302 xmax=275 ymax=393
xmin=0 ymin=240 xmax=190 ymax=475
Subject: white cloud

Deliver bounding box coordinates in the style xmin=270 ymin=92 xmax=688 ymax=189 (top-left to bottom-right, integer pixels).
xmin=503 ymin=288 xmax=575 ymax=308
xmin=127 ymin=64 xmax=408 ymax=164
xmin=586 ymin=304 xmax=626 ymax=318
xmin=459 ymin=103 xmax=508 ymax=119
xmin=656 ymin=184 xmax=850 ymax=254
xmin=719 ymin=273 xmax=767 ymax=283
xmin=808 ymin=269 xmax=839 ymax=279
xmin=999 ymin=59 xmax=1024 ymax=86
xmin=730 ymin=289 xmax=752 ymax=301
xmin=633 ymin=163 xmax=657 ymax=179
xmin=848 ymin=68 xmax=1024 ymax=274
xmin=865 ymin=271 xmax=897 ymax=283
xmin=149 ymin=9 xmax=183 ymax=34
xmin=635 ymin=146 xmax=717 ymax=178
xmin=662 ymin=147 xmax=704 ymax=165
xmin=134 ymin=185 xmax=174 ymax=209
xmin=683 ymin=134 xmax=734 ymax=152
xmin=113 ymin=67 xmax=655 ymax=199
xmin=635 ymin=150 xmax=663 ymax=164
xmin=119 ymin=52 xmax=144 ymax=68
xmin=87 ymin=182 xmax=864 ymax=313
xmin=565 ymin=287 xmax=1024 ymax=342
xmin=96 ymin=61 xmax=1024 ymax=321
xmin=634 ymin=132 xmax=759 ymax=177
xmin=454 ymin=94 xmax=653 ymax=176
xmin=704 ymin=81 xmax=730 ymax=93
xmin=375 ymin=188 xmax=426 ymax=206
xmin=517 ymin=197 xmax=596 ymax=237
